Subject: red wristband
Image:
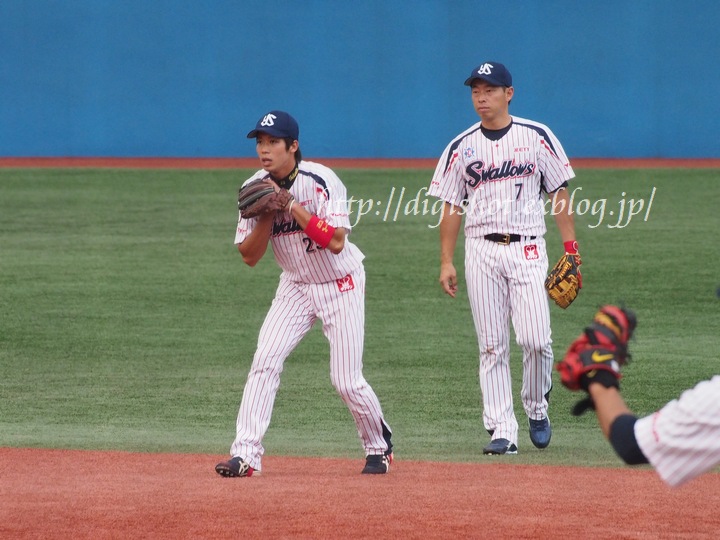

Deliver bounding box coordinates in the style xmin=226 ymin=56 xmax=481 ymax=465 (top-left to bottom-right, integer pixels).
xmin=564 ymin=240 xmax=579 ymax=254
xmin=306 ymin=215 xmax=335 ymax=248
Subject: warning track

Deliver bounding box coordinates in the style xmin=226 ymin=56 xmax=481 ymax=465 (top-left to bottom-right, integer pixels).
xmin=1 ymin=157 xmax=719 ymax=169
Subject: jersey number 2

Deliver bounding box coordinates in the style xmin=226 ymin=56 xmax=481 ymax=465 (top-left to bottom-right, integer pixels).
xmin=302 ymin=237 xmax=323 ymax=253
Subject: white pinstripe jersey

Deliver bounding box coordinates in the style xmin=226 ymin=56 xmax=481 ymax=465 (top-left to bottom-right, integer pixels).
xmin=429 ymin=116 xmax=575 ymax=237
xmin=234 ymin=160 xmax=364 ymax=284
xmin=634 ymin=375 xmax=720 ymax=487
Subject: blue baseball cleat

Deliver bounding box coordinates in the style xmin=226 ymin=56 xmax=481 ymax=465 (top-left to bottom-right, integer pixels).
xmin=529 ymin=417 xmax=552 ymax=449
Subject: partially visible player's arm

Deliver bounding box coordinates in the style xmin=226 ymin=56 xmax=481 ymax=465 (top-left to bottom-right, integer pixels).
xmin=288 ymin=201 xmax=346 ymax=254
xmin=438 ymin=202 xmax=462 ymax=297
xmin=587 ymin=384 xmax=633 ymax=438
xmin=633 ymin=376 xmax=720 ymax=487
xmin=237 ymin=213 xmax=274 ymax=266
xmin=549 ymin=187 xmax=577 ymax=244
xmin=587 ymin=383 xmax=648 ymax=466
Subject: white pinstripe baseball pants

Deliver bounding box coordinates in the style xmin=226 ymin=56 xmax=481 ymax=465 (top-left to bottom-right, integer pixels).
xmin=230 ymin=268 xmax=391 ymax=470
xmin=465 ymin=236 xmax=554 ymax=446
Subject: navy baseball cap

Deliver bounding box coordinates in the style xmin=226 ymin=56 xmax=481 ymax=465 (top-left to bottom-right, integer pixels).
xmin=464 ymin=62 xmax=513 ymax=87
xmin=246 ymin=110 xmax=299 ymax=139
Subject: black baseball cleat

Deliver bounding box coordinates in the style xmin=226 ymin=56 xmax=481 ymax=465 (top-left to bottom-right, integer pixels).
xmin=362 ymin=452 xmax=393 ymax=474
xmin=361 ymin=420 xmax=394 ymax=474
xmin=483 ymin=438 xmax=518 ymax=455
xmin=529 ymin=417 xmax=552 ymax=449
xmin=215 ymin=456 xmax=255 ymax=478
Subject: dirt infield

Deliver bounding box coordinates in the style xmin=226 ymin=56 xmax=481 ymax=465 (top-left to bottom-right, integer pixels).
xmin=2 ymin=447 xmax=718 ymax=539
xmin=1 ymin=157 xmax=720 ymax=169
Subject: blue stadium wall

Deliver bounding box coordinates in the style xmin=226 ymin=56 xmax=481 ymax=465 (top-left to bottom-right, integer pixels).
xmin=1 ymin=0 xmax=719 ymax=158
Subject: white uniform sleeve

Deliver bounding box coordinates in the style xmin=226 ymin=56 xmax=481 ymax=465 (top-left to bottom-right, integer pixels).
xmin=536 ymin=126 xmax=575 ymax=192
xmin=234 ymin=213 xmax=256 ymax=245
xmin=428 ymin=138 xmax=467 ymax=206
xmin=316 ymin=168 xmax=352 ymax=231
xmin=634 ymin=375 xmax=720 ymax=487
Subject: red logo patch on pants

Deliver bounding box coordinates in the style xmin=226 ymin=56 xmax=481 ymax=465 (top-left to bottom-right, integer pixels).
xmin=336 ymin=275 xmax=355 ymax=292
xmin=524 ymin=244 xmax=539 ymax=260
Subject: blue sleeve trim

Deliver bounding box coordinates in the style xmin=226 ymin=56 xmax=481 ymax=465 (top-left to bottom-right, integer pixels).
xmin=442 ymin=125 xmax=483 ymax=173
xmin=302 ymin=170 xmax=330 ymax=199
xmin=609 ymin=414 xmax=649 ymax=465
xmin=513 ymin=120 xmax=558 ymax=155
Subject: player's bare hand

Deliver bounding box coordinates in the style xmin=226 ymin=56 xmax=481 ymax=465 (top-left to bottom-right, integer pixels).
xmin=439 ymin=263 xmax=458 ymax=298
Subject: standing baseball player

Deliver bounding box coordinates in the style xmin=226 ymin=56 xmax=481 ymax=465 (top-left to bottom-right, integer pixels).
xmin=556 ymin=305 xmax=720 ymax=488
xmin=428 ymin=62 xmax=580 ymax=455
xmin=215 ymin=110 xmax=393 ymax=477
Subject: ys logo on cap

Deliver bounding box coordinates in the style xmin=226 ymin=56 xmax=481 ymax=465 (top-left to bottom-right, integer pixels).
xmin=260 ymin=114 xmax=277 ymax=127
xmin=478 ymin=63 xmax=494 ymax=75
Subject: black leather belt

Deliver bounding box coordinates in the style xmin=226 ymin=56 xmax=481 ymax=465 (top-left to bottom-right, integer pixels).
xmin=484 ymin=233 xmax=537 ymax=245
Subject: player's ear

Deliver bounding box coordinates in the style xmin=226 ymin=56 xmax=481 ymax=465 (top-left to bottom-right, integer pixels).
xmin=505 ymin=86 xmax=514 ymax=102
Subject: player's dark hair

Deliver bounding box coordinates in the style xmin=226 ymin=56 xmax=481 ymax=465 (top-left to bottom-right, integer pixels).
xmin=283 ymin=137 xmax=302 ymax=163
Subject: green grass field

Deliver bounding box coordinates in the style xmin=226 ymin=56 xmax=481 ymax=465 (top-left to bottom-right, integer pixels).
xmin=1 ymin=166 xmax=718 ymax=468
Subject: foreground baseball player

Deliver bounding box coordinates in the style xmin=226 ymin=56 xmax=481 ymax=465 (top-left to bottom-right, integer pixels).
xmin=428 ymin=62 xmax=580 ymax=455
xmin=215 ymin=110 xmax=393 ymax=477
xmin=557 ymin=305 xmax=720 ymax=488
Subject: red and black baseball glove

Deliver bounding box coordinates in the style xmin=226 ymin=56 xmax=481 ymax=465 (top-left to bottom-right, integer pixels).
xmin=555 ymin=305 xmax=636 ymax=415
